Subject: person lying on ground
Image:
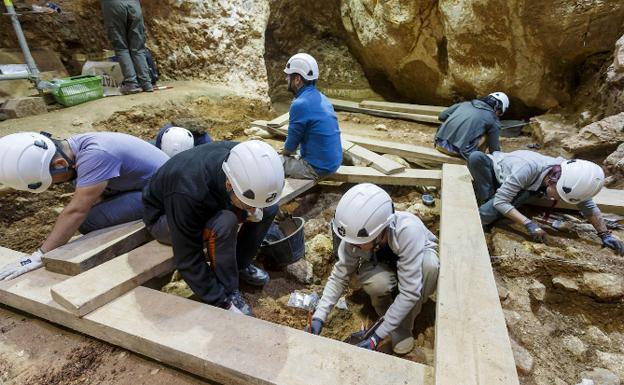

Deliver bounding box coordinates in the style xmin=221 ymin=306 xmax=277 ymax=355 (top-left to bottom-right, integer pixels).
xmin=281 ymin=53 xmax=342 ymax=180
xmin=153 ymin=124 xmax=212 ymax=158
xmin=0 ymin=131 xmax=168 ymax=280
xmin=434 ymin=92 xmax=509 ymax=159
xmin=306 ymin=183 xmax=439 ymax=355
xmin=142 ymin=140 xmax=284 ymax=315
xmin=468 ymin=149 xmax=624 ymax=255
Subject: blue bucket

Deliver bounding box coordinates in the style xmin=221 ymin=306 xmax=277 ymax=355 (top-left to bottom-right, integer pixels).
xmin=260 ymin=217 xmax=305 ymax=267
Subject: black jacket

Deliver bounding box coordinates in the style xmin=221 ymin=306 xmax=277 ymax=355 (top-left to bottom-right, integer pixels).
xmin=142 ymin=141 xmax=237 ymax=305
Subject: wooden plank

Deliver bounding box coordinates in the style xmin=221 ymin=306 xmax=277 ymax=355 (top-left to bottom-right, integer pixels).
xmin=330 ymin=98 xmax=440 ymax=124
xmin=0 ymin=247 xmax=433 ymax=385
xmin=42 ymin=220 xmax=151 ymax=276
xmin=341 ymin=134 xmax=464 ymax=165
xmin=359 ymin=100 xmax=446 ymax=116
xmin=531 ymin=187 xmax=624 ymax=215
xmin=435 ymin=165 xmax=519 ymax=385
xmin=267 ymin=112 xmax=290 ymax=127
xmin=279 ymin=178 xmax=317 ymax=205
xmin=50 ymin=241 xmax=174 ymax=317
xmin=327 ymin=166 xmax=441 ymax=187
xmin=251 ymin=120 xmax=288 ymax=138
xmin=342 ymin=139 xmax=405 ymax=175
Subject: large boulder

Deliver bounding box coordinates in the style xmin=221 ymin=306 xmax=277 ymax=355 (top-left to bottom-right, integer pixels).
xmin=562 ymin=113 xmax=624 ymax=155
xmin=340 ymin=0 xmax=624 ymax=111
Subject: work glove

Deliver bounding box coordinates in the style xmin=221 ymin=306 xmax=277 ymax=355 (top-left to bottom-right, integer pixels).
xmin=356 ymin=332 xmax=381 ymax=351
xmin=599 ymin=231 xmax=624 ymax=256
xmin=246 ymin=208 xmax=263 ymax=223
xmin=0 ymin=249 xmax=44 ymax=281
xmin=524 ymin=221 xmax=547 ymax=243
xmin=304 ymin=318 xmax=323 ymax=335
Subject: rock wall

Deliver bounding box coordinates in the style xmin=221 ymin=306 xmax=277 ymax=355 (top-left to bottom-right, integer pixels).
xmin=340 ymin=0 xmax=624 ymax=112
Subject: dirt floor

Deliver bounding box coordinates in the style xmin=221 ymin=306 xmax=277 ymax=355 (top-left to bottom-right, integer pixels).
xmin=0 ymin=92 xmax=623 ymax=385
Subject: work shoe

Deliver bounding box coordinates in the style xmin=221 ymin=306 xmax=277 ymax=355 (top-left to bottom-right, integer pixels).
xmin=141 ymin=83 xmax=154 ymax=92
xmin=120 ymin=83 xmax=142 ymax=95
xmin=228 ymin=290 xmax=252 ymax=316
xmin=391 ymin=329 xmax=415 ymax=355
xmin=239 ymin=264 xmax=269 ymax=286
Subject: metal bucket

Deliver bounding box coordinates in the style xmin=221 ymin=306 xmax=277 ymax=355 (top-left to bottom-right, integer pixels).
xmin=260 ymin=216 xmax=305 ymax=267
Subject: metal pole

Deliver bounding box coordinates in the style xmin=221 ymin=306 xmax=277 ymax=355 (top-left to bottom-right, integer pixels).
xmin=3 ymin=0 xmax=41 ymax=84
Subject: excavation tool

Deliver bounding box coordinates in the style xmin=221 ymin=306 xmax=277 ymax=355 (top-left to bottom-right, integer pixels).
xmin=287 ymin=291 xmax=319 ymax=332
xmin=343 ymin=316 xmax=385 ymax=345
xmin=535 ymin=212 xmax=624 ymax=233
xmin=260 ymin=215 xmax=305 ymax=267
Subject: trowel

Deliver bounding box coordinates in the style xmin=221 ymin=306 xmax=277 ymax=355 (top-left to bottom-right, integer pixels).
xmin=343 ymin=316 xmax=385 ymax=345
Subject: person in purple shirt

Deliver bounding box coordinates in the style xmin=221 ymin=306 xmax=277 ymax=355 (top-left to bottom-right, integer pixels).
xmin=0 ymin=131 xmax=168 ymax=280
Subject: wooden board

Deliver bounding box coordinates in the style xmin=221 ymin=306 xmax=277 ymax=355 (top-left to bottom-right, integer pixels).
xmin=342 ymin=139 xmax=405 ymax=175
xmin=330 ymin=98 xmax=440 ymax=124
xmin=435 ymin=165 xmax=519 ymax=385
xmin=50 ymin=241 xmax=174 ymax=317
xmin=359 ymin=100 xmax=446 ymax=116
xmin=251 ymin=120 xmax=288 ymax=138
xmin=267 ymin=112 xmax=290 ymax=128
xmin=341 ymin=134 xmax=464 ymax=165
xmin=531 ymin=187 xmax=624 ymax=215
xmin=327 ymin=166 xmax=441 ymax=187
xmin=42 ymin=220 xmax=151 ymax=276
xmin=0 ymin=247 xmax=433 ymax=385
xmin=280 ymin=178 xmax=317 ymax=205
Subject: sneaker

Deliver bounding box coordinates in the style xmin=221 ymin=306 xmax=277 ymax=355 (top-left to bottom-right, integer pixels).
xmin=239 ymin=264 xmax=269 ymax=286
xmin=141 ymin=83 xmax=154 ymax=92
xmin=120 ymin=83 xmax=142 ymax=95
xmin=228 ymin=290 xmax=252 ymax=316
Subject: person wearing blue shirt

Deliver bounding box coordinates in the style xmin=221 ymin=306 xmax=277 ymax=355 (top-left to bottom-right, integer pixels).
xmin=282 ymin=53 xmax=342 ymax=180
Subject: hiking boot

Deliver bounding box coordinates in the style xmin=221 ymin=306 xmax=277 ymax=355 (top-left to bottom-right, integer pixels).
xmin=239 ymin=264 xmax=269 ymax=286
xmin=228 ymin=290 xmax=252 ymax=316
xmin=120 ymin=83 xmax=141 ymax=95
xmin=141 ymin=83 xmax=154 ymax=92
xmin=391 ymin=328 xmax=415 ymax=355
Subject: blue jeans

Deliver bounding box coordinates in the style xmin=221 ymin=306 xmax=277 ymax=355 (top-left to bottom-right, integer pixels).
xmin=79 ymin=190 xmax=144 ymax=234
xmin=467 ymin=152 xmax=540 ymax=225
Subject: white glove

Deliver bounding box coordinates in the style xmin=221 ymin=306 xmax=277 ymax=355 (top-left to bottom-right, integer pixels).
xmin=246 ymin=208 xmax=263 ymax=223
xmin=0 ymin=249 xmax=44 ymax=281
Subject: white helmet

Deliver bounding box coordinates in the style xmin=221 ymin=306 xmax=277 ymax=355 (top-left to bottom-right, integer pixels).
xmin=489 ymin=92 xmax=510 ymax=113
xmin=222 ymin=140 xmax=284 ymax=208
xmin=0 ymin=132 xmax=56 ymax=193
xmin=161 ymin=126 xmax=194 ymax=157
xmin=556 ymin=159 xmax=604 ymax=204
xmin=332 ymin=183 xmax=394 ymax=245
xmin=284 ymin=53 xmax=319 ymax=81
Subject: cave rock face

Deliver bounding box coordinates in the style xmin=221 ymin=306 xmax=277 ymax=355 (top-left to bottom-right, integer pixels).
xmin=340 ymin=0 xmax=624 ymax=110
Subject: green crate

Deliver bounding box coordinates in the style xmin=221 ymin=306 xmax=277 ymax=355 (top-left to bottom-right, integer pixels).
xmin=50 ymin=75 xmax=103 ymax=107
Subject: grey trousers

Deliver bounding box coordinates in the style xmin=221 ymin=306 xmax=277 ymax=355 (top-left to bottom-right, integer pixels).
xmin=281 ymin=154 xmax=319 ymax=180
xmin=357 ymin=248 xmax=439 ymax=344
xmin=101 ymin=0 xmax=151 ymax=87
xmin=79 ymin=190 xmax=144 ymax=234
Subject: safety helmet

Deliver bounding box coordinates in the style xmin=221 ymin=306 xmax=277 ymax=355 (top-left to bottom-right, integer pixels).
xmin=161 ymin=126 xmax=194 ymax=157
xmin=488 ymin=92 xmax=510 ymax=114
xmin=332 ymin=183 xmax=395 ymax=245
xmin=0 ymin=132 xmax=56 ymax=193
xmin=556 ymin=159 xmax=604 ymax=204
xmin=222 ymin=140 xmax=284 ymax=208
xmin=283 ymin=53 xmax=319 ymax=81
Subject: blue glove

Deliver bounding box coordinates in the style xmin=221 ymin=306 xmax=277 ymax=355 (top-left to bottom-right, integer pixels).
xmin=524 ymin=221 xmax=546 ymax=243
xmin=599 ymin=231 xmax=624 ymax=255
xmin=356 ymin=332 xmax=380 ymax=351
xmin=304 ymin=318 xmax=323 ymax=335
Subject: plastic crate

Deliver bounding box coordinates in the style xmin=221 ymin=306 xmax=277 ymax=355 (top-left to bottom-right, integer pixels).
xmin=50 ymin=75 xmax=103 ymax=107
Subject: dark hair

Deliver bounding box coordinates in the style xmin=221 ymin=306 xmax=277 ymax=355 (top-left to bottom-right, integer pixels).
xmin=480 ymin=95 xmax=502 ymax=112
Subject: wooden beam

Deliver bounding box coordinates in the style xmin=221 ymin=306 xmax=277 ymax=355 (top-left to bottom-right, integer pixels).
xmin=341 ymin=134 xmax=464 ymax=165
xmin=359 ymin=100 xmax=446 ymax=116
xmin=342 ymin=139 xmax=405 ymax=175
xmin=531 ymin=187 xmax=624 ymax=215
xmin=251 ymin=120 xmax=287 ymax=138
xmin=327 ymin=166 xmax=441 ymax=187
xmin=435 ymin=165 xmax=519 ymax=385
xmin=280 ymin=178 xmax=317 ymax=205
xmin=42 ymin=220 xmax=151 ymax=276
xmin=330 ymin=98 xmax=440 ymax=124
xmin=50 ymin=241 xmax=174 ymax=317
xmin=0 ymin=247 xmax=433 ymax=385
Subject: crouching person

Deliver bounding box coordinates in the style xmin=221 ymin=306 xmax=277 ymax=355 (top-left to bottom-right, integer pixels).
xmin=468 ymin=150 xmax=624 ymax=255
xmin=307 ymin=183 xmax=439 ymax=355
xmin=0 ymin=131 xmax=168 ymax=280
xmin=154 ymin=124 xmax=212 ymax=157
xmin=142 ymin=140 xmax=285 ymax=315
